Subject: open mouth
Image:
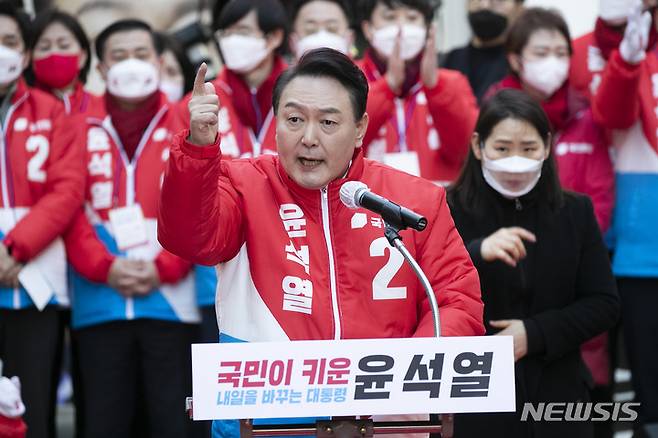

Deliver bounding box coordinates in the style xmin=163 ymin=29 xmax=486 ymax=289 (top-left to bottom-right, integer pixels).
xmin=299 ymin=157 xmax=323 ymax=168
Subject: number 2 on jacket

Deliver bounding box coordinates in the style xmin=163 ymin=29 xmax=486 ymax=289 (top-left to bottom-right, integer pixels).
xmin=26 ymin=135 xmax=49 ymax=183
xmin=370 ymin=237 xmax=407 ymax=300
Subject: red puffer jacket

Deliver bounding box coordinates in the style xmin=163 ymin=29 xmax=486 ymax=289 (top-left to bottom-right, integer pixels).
xmin=158 ymin=132 xmax=485 ymax=342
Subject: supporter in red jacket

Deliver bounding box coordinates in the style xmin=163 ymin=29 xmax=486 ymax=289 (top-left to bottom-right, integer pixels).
xmin=179 ymin=0 xmax=288 ymax=158
xmin=159 ymin=48 xmax=485 ymax=437
xmin=356 ymin=0 xmax=478 ymax=184
xmin=486 ymin=8 xmax=614 ymax=233
xmin=0 ymin=3 xmax=85 ymax=437
xmin=63 ymin=19 xmax=197 ymax=438
xmin=28 ymin=9 xmax=103 ymax=118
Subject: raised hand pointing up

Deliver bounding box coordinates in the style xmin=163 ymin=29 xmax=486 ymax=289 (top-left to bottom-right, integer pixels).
xmin=188 ymin=63 xmax=220 ymax=146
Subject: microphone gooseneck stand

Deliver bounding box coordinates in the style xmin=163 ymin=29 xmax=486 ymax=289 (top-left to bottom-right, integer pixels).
xmin=236 ymin=217 xmax=449 ymax=437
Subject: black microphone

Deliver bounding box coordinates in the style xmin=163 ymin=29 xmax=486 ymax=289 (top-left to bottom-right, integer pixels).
xmin=340 ymin=181 xmax=427 ymax=231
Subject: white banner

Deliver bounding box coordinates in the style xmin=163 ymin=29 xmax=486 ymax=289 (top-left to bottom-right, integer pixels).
xmin=191 ymin=336 xmax=515 ymax=421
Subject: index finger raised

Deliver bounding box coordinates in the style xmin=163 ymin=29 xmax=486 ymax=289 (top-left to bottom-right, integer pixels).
xmin=192 ymin=63 xmax=209 ymax=97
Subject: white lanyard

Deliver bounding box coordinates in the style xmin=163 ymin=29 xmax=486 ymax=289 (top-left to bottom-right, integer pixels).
xmin=248 ymin=108 xmax=274 ymax=156
xmin=101 ymin=105 xmax=168 ymax=206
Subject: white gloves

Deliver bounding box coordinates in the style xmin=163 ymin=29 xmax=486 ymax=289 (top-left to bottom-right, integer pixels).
xmin=0 ymin=376 xmax=26 ymax=418
xmin=619 ymin=0 xmax=653 ymax=64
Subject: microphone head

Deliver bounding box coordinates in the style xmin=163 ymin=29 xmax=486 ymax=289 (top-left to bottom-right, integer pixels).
xmin=340 ymin=181 xmax=368 ymax=209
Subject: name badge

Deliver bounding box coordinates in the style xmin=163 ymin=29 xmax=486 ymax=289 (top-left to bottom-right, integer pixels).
xmin=383 ymin=151 xmax=421 ymax=177
xmin=108 ymin=204 xmax=148 ymax=251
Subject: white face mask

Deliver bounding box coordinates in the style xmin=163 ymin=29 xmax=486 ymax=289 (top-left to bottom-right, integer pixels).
xmin=219 ymin=34 xmax=269 ymax=73
xmin=0 ymin=45 xmax=24 ymax=86
xmin=481 ymin=153 xmax=544 ymax=199
xmin=160 ymin=78 xmax=184 ymax=102
xmin=372 ymin=24 xmax=427 ymax=61
xmin=294 ymin=30 xmax=350 ymax=59
xmin=106 ymin=58 xmax=159 ymax=100
xmin=521 ymin=56 xmax=569 ymax=97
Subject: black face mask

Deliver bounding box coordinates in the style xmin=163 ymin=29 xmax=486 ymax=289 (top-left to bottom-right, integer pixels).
xmin=468 ymin=10 xmax=508 ymax=42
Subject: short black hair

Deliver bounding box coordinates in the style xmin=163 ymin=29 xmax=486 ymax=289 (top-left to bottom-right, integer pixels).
xmin=289 ymin=0 xmax=351 ymax=23
xmin=450 ymin=88 xmax=563 ymax=213
xmin=358 ymin=0 xmax=439 ymax=24
xmin=30 ymin=9 xmax=92 ymax=83
xmin=155 ymin=32 xmax=196 ymax=95
xmin=506 ymin=7 xmax=573 ymax=57
xmin=0 ymin=1 xmax=31 ymax=49
xmin=95 ymin=19 xmax=162 ymax=61
xmin=272 ymin=48 xmax=369 ymax=121
xmin=213 ymin=0 xmax=288 ymax=34
xmin=213 ymin=0 xmax=288 ymax=54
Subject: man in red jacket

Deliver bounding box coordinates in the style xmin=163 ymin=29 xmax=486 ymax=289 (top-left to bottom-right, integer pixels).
xmin=159 ymin=46 xmax=484 ymax=438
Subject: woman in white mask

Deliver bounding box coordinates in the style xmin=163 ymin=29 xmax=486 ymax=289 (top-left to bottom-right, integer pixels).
xmin=194 ymin=0 xmax=287 ymax=157
xmin=449 ymin=89 xmax=619 ymax=438
xmin=357 ymin=0 xmax=479 ymax=184
xmin=486 ymin=9 xmax=617 ymax=414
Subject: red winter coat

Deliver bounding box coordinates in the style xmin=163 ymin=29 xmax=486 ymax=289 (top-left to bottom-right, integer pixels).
xmin=1 ymin=79 xmax=85 ymax=263
xmin=357 ymin=53 xmax=478 ymax=184
xmin=64 ymin=93 xmax=191 ymax=285
xmin=158 ymin=132 xmax=485 ymax=342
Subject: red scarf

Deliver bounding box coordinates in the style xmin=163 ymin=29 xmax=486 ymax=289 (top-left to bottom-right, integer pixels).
xmin=493 ymin=75 xmax=571 ymax=132
xmin=594 ymin=16 xmax=658 ymax=60
xmin=105 ymin=91 xmax=162 ymax=161
xmin=224 ymin=56 xmax=287 ymax=136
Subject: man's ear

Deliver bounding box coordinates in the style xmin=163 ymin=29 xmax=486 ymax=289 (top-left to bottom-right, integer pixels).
xmin=471 ymin=132 xmax=483 ymax=160
xmin=345 ymin=29 xmax=355 ymax=49
xmin=21 ymin=49 xmax=30 ymax=70
xmin=78 ymin=50 xmax=88 ymax=71
xmin=361 ymin=21 xmax=374 ymax=43
xmin=97 ymin=61 xmax=109 ymax=81
xmin=266 ymin=29 xmax=285 ymax=51
xmin=355 ymin=112 xmax=369 ymax=148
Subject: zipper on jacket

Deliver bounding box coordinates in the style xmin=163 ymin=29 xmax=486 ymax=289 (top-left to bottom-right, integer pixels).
xmin=515 ymin=198 xmax=522 ymax=211
xmin=320 ymin=187 xmax=341 ymax=339
xmin=394 ymin=98 xmax=408 ymax=152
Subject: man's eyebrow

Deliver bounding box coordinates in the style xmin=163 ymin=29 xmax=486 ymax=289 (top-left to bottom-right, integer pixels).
xmin=284 ymin=102 xmax=341 ymax=114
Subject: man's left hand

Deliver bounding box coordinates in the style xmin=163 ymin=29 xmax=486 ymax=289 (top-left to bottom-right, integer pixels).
xmin=490 ymin=319 xmax=528 ymax=361
xmin=421 ymin=25 xmax=439 ymax=89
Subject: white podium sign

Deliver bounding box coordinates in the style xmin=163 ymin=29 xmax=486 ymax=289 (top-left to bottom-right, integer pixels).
xmin=191 ymin=336 xmax=515 ymax=421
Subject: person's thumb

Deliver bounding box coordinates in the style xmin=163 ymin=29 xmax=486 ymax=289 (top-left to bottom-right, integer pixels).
xmin=192 ymin=63 xmax=209 ymax=97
